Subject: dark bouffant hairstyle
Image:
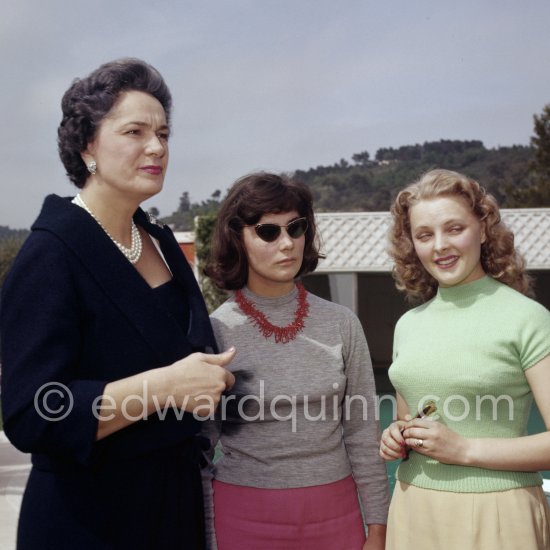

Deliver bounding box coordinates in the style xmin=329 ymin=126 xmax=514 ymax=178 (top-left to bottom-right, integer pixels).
xmin=389 ymin=168 xmax=533 ymax=303
xmin=205 ymin=172 xmax=323 ymax=290
xmin=57 ymin=58 xmax=172 ymax=188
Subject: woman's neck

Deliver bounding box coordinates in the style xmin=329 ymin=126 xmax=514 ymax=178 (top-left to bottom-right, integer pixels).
xmin=246 ymin=279 xmax=296 ymax=298
xmin=78 ymin=187 xmax=138 ymax=245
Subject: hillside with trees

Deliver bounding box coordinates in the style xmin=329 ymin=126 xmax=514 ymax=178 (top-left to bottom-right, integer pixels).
xmin=1 ymin=103 xmax=549 ymax=291
xmin=295 ymin=106 xmax=549 ymax=212
xmin=162 ymin=140 xmax=538 ymax=231
xmin=296 ymin=140 xmax=537 ymax=213
xmin=0 ymin=226 xmax=29 ymax=241
xmin=160 ymin=190 xmax=223 ymax=230
xmin=0 ymin=227 xmax=29 ymax=289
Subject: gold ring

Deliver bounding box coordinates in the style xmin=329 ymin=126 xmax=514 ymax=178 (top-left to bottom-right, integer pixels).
xmin=415 ymin=439 xmax=423 ymax=448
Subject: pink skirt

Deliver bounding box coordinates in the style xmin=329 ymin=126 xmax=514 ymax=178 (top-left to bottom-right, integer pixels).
xmin=213 ymin=476 xmax=366 ymax=550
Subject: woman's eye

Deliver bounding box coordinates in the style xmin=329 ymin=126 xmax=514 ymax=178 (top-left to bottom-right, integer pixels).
xmin=449 ymin=226 xmax=463 ymax=233
xmin=126 ymin=129 xmax=140 ymax=135
xmin=415 ymin=233 xmax=431 ymax=241
xmin=158 ymin=132 xmax=170 ymax=141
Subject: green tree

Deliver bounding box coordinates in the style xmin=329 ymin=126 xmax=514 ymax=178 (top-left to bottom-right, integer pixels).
xmin=194 ymin=213 xmax=227 ymax=313
xmin=178 ymin=191 xmax=191 ymax=213
xmin=1 ymin=235 xmax=26 ymax=420
xmin=337 ymin=158 xmax=349 ymax=169
xmin=163 ymin=190 xmax=224 ymax=231
xmin=351 ymin=151 xmax=371 ymax=166
xmin=531 ymin=105 xmax=550 ymax=185
xmin=0 ymin=236 xmax=26 ymax=289
xmin=506 ymin=105 xmax=550 ymax=207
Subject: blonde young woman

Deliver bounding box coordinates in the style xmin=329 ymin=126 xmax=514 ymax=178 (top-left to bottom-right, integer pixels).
xmin=380 ymin=169 xmax=550 ymax=549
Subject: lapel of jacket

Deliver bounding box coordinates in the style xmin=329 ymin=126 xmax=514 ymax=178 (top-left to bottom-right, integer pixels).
xmin=34 ymin=195 xmax=216 ymax=365
xmin=134 ymin=208 xmax=217 ymax=352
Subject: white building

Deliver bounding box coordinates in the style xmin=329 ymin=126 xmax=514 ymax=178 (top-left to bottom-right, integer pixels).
xmin=302 ymin=209 xmax=550 ymax=389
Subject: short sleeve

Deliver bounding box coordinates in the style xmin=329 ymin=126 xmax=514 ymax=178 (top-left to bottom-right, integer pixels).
xmin=520 ymin=301 xmax=550 ymax=370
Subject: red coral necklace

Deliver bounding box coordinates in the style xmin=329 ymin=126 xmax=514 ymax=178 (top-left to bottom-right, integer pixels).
xmin=235 ymin=283 xmax=309 ymax=344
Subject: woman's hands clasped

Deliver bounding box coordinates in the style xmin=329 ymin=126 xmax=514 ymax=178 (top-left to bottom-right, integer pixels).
xmin=379 ymin=419 xmax=409 ymax=461
xmin=380 ymin=416 xmax=470 ymax=466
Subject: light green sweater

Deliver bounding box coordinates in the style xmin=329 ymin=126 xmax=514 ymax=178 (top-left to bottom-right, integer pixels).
xmin=389 ymin=276 xmax=550 ymax=493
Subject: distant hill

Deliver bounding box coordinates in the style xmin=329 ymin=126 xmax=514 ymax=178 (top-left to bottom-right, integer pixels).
xmin=161 ymin=139 xmax=536 ymax=230
xmin=0 ymin=227 xmax=29 ymax=290
xmin=294 ymin=140 xmax=535 ymax=212
xmin=0 ymin=226 xmax=30 ymax=241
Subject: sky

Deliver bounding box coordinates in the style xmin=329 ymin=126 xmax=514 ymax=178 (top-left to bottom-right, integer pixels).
xmin=1 ymin=0 xmax=550 ymax=229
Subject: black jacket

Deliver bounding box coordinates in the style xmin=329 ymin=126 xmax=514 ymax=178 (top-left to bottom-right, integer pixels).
xmin=0 ymin=194 xmax=216 ymax=549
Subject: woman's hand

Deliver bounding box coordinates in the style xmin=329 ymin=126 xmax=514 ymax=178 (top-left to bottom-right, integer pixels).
xmin=96 ymin=348 xmax=236 ymax=440
xmin=401 ymin=418 xmax=470 ymax=465
xmin=363 ymin=524 xmax=386 ymax=550
xmin=155 ymin=348 xmax=237 ymax=417
xmin=379 ymin=419 xmax=409 ymax=461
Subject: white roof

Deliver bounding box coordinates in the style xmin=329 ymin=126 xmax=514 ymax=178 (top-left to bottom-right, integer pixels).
xmin=315 ymin=208 xmax=550 ymax=272
xmin=173 ymin=231 xmax=195 ymax=243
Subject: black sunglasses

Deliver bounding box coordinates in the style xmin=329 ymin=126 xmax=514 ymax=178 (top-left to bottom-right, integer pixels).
xmin=252 ymin=217 xmax=308 ymax=243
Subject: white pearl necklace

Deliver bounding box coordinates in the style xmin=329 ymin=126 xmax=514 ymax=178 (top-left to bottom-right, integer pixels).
xmin=72 ymin=194 xmax=143 ymax=264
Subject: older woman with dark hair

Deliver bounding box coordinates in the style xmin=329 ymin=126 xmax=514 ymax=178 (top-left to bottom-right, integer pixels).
xmin=202 ymin=172 xmax=389 ymax=550
xmin=0 ymin=58 xmax=235 ymax=549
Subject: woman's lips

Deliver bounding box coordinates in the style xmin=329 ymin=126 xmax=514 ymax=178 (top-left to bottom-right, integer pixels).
xmin=435 ymin=255 xmax=459 ymax=269
xmin=140 ymin=165 xmax=163 ymax=175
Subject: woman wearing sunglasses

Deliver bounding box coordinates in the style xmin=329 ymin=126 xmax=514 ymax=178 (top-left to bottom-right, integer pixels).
xmin=202 ymin=172 xmax=389 ymax=550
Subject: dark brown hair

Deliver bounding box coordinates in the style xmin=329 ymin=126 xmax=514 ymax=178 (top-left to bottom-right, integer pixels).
xmin=58 ymin=58 xmax=172 ymax=188
xmin=205 ymin=172 xmax=323 ymax=290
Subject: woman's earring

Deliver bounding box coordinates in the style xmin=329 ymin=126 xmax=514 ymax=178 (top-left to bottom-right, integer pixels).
xmin=87 ymin=160 xmax=97 ymax=175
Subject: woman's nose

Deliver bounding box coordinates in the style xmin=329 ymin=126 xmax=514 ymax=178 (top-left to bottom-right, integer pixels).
xmin=279 ymin=228 xmax=294 ymax=248
xmin=433 ymin=232 xmax=449 ymax=252
xmin=146 ymin=134 xmax=167 ymax=157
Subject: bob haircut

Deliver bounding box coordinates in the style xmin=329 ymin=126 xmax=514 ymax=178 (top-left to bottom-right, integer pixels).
xmin=389 ymin=168 xmax=533 ymax=303
xmin=205 ymin=172 xmax=323 ymax=290
xmin=57 ymin=58 xmax=172 ymax=188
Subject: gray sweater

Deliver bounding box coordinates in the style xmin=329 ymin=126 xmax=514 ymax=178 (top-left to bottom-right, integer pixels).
xmin=202 ymin=286 xmax=389 ymax=544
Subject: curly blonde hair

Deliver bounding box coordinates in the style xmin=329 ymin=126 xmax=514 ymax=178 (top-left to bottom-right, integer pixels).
xmin=389 ymin=169 xmax=533 ymax=303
